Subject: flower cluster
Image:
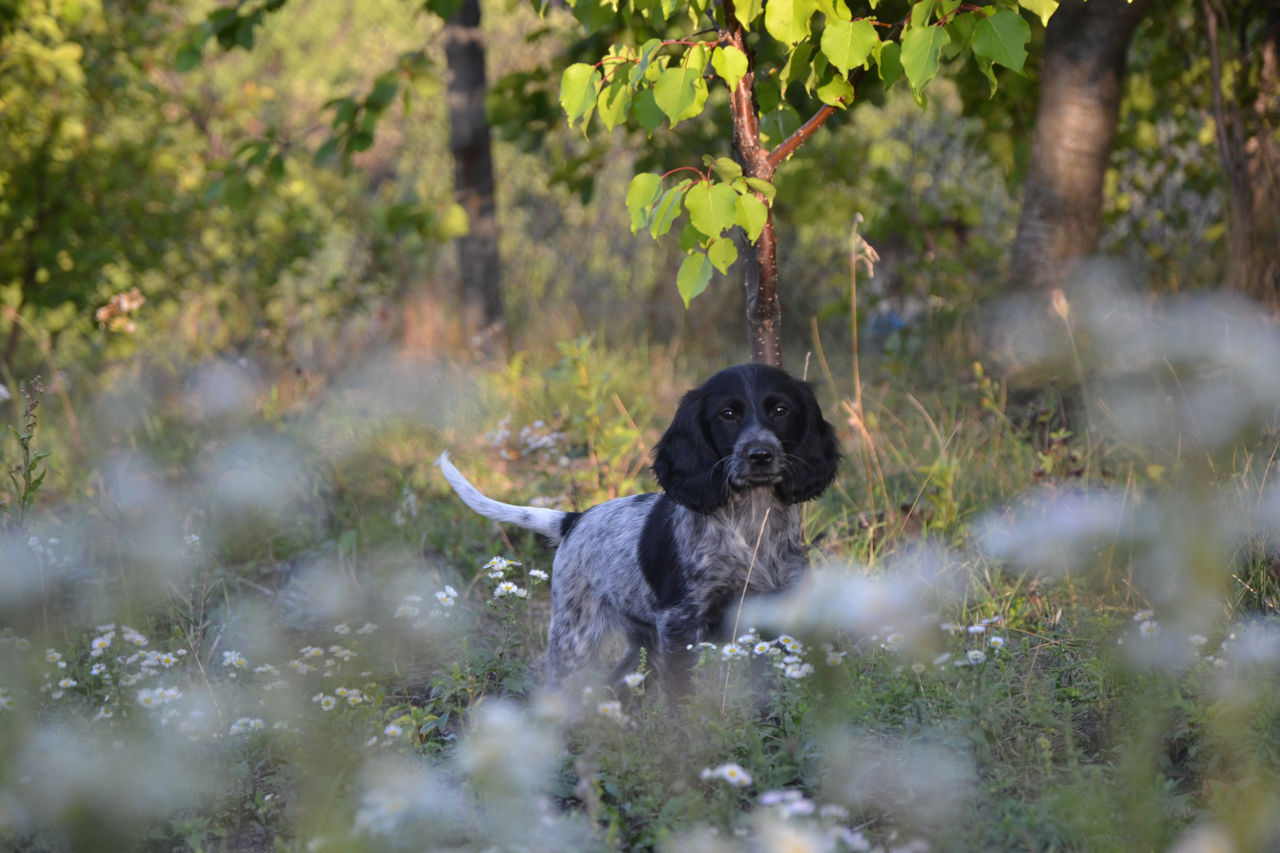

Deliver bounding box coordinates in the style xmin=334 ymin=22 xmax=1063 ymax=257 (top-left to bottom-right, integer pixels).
xmin=929 ymin=615 xmax=1006 ymax=670
xmin=493 ymin=581 xmax=527 ymax=600
xmin=485 ymin=415 xmax=567 ymax=458
xmin=709 ymin=630 xmax=821 ymax=680
xmin=229 ymin=717 xmax=265 ymax=736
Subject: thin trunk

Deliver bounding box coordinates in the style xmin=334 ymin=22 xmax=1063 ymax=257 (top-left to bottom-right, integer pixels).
xmin=1008 ymin=0 xmax=1149 ymax=293
xmin=1205 ymin=0 xmax=1280 ymax=301
xmin=724 ymin=8 xmax=782 ymax=367
xmin=444 ymin=0 xmax=505 ymax=356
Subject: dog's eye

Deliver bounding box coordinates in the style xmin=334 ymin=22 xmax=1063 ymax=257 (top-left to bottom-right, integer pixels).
xmin=718 ymin=407 xmax=739 ymax=422
xmin=770 ymin=403 xmax=790 ymax=418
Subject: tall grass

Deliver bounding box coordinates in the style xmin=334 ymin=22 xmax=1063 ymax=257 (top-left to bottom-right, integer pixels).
xmin=2 ymin=281 xmax=1279 ymax=851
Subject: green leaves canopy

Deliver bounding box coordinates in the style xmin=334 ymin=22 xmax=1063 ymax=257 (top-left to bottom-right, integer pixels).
xmin=557 ymin=0 xmax=1044 ymax=306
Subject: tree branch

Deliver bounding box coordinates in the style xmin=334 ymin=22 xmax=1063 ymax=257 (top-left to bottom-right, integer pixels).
xmin=765 ymin=66 xmax=870 ymax=169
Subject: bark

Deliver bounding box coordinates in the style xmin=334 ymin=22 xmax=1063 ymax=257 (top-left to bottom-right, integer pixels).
xmin=444 ymin=0 xmax=505 ymax=356
xmin=1009 ymin=0 xmax=1150 ymax=293
xmin=1205 ymin=0 xmax=1280 ymax=301
xmin=724 ymin=9 xmax=783 ymax=367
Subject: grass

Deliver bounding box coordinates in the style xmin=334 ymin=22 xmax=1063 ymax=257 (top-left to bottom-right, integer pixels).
xmin=2 ymin=299 xmax=1280 ymax=852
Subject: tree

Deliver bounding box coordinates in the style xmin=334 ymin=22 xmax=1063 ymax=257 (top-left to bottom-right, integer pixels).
xmin=1200 ymin=0 xmax=1280 ymax=302
xmin=1007 ymin=0 xmax=1149 ymax=295
xmin=559 ymin=0 xmax=1040 ymax=367
xmin=444 ymin=0 xmax=506 ymax=354
xmin=184 ymin=0 xmax=507 ymax=353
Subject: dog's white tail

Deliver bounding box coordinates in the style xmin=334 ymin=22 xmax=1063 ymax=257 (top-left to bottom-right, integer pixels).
xmin=436 ymin=452 xmax=567 ymax=543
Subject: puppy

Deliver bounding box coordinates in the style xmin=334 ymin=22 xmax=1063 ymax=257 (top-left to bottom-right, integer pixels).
xmin=438 ymin=363 xmax=840 ymax=691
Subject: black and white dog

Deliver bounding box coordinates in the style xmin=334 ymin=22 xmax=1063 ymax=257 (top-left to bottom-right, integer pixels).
xmin=438 ymin=363 xmax=840 ymax=690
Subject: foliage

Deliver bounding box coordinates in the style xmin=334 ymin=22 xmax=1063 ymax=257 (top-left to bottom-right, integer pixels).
xmin=556 ymin=0 xmax=1040 ymax=314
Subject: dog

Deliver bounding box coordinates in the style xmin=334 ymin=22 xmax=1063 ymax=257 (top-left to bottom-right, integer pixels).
xmin=438 ymin=363 xmax=840 ymax=692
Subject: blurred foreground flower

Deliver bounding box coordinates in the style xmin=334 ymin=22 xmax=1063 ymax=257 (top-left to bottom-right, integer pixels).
xmin=701 ymin=762 xmax=753 ymax=788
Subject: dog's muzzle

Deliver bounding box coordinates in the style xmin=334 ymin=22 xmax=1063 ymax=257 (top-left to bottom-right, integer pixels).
xmin=729 ymin=431 xmax=784 ymax=487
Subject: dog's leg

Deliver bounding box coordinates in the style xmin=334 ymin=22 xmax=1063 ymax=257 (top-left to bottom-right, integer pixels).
xmin=543 ymin=599 xmax=611 ymax=686
xmin=654 ymin=605 xmax=708 ymax=697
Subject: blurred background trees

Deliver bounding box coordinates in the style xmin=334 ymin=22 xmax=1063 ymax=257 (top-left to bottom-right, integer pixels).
xmin=1 ymin=0 xmax=1276 ymax=385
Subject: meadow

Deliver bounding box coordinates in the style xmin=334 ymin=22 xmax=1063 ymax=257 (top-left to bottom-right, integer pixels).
xmin=3 ymin=1 xmax=1278 ymax=849
xmin=3 ymin=275 xmax=1279 ymax=852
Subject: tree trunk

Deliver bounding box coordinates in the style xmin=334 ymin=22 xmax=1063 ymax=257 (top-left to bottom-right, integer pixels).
xmin=444 ymin=0 xmax=505 ymax=356
xmin=725 ymin=7 xmax=783 ymax=367
xmin=1008 ymin=0 xmax=1150 ymax=293
xmin=1204 ymin=0 xmax=1280 ymax=302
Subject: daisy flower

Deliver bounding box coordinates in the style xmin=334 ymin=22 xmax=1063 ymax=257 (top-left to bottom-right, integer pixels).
xmin=493 ymin=581 xmax=527 ymax=599
xmin=783 ymin=661 xmax=813 ymax=679
xmin=966 ymin=649 xmax=987 ymax=665
xmin=622 ymin=672 xmax=645 ymax=689
xmin=701 ymin=762 xmax=753 ymax=788
xmin=597 ymin=700 xmax=629 ymax=724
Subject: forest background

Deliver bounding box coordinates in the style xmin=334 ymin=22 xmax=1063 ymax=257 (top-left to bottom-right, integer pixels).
xmin=2 ymin=0 xmax=1280 ymax=850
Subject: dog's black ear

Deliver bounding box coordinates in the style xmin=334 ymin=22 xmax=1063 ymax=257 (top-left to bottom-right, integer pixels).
xmin=778 ymin=381 xmax=841 ymax=504
xmin=652 ymin=388 xmax=727 ymax=513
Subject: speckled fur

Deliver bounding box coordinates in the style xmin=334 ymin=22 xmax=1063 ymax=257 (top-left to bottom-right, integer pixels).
xmin=439 ymin=363 xmax=840 ymax=691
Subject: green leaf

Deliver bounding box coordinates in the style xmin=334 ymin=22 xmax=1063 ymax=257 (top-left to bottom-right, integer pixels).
xmin=764 ymin=0 xmax=815 ymax=47
xmin=1018 ymin=0 xmax=1059 ymax=28
xmin=734 ymin=0 xmax=763 ymax=29
xmin=874 ymin=41 xmax=904 ymax=88
xmin=900 ymin=24 xmax=951 ymax=95
xmin=708 ymin=238 xmax=739 ymax=274
xmin=366 ymin=76 xmax=400 ymax=112
xmin=759 ymin=107 xmax=801 ymax=146
xmin=650 ymin=182 xmax=690 ymax=237
xmin=685 ymin=42 xmax=711 ymax=74
xmin=780 ymin=43 xmax=813 ymax=98
xmin=632 ymin=88 xmax=666 ymax=134
xmin=711 ymin=45 xmax=749 ymax=91
xmin=175 ymin=44 xmax=203 ymax=73
xmin=684 ymin=181 xmax=739 ymax=238
xmin=735 ymin=193 xmax=769 ymax=242
xmin=973 ymin=9 xmax=1030 ymax=72
xmin=313 ymin=137 xmax=339 ymax=166
xmin=820 ymin=19 xmax=879 ymax=76
xmin=676 ymin=252 xmax=713 ymax=307
xmin=653 ymin=66 xmax=708 ymax=126
xmin=597 ymin=75 xmax=632 ymax=131
xmin=570 ymin=0 xmax=617 ymax=33
xmin=816 ymin=74 xmax=856 ymax=107
xmin=813 ymin=0 xmax=852 ymax=23
xmin=626 ymin=173 xmax=663 ymax=232
xmin=744 ymin=177 xmax=777 ymax=204
xmin=711 ymin=157 xmax=743 ymax=182
xmin=679 ymin=221 xmax=709 ymax=251
xmin=560 ymin=63 xmax=602 ymax=128
xmin=349 ymin=129 xmax=374 ymax=152
xmin=424 ymin=0 xmax=464 ymax=18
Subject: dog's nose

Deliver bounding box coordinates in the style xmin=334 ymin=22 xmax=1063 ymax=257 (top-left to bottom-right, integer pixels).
xmin=747 ymin=445 xmax=775 ymax=466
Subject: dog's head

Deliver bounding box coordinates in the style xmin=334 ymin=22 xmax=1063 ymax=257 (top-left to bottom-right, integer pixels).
xmin=652 ymin=363 xmax=841 ymax=513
